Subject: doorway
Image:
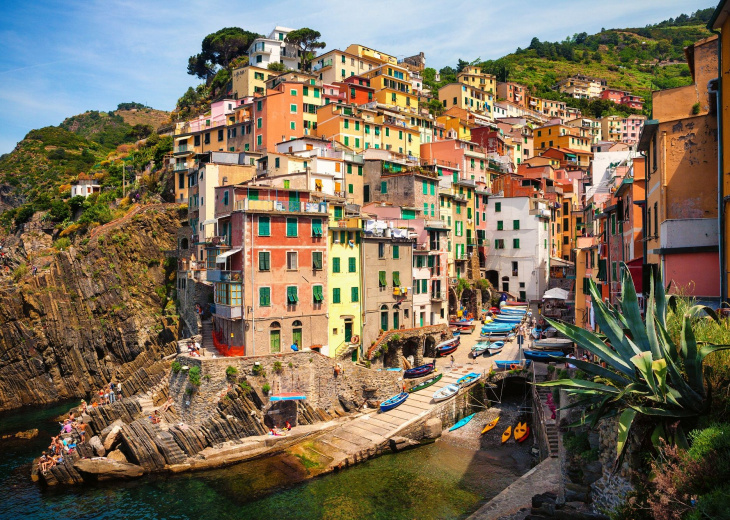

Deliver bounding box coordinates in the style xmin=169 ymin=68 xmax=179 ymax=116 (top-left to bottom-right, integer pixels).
xmin=270 ymin=321 xmax=281 ymax=353
xmin=344 ymin=319 xmax=353 ymax=343
xmin=380 ymin=305 xmax=388 ymax=331
xmin=292 ymin=320 xmax=302 ymax=349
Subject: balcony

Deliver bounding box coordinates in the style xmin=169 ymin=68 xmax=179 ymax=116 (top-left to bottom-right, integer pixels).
xmin=313 ymin=58 xmax=333 ymax=71
xmin=529 ymin=207 xmax=551 ymax=219
xmin=336 ymin=218 xmax=360 ymax=229
xmin=207 ymin=270 xmax=243 ymax=283
xmin=174 ymin=163 xmax=191 ymax=172
xmin=174 ymin=145 xmax=193 ymax=156
xmin=456 ymin=254 xmax=468 ymax=261
xmin=214 ymin=304 xmax=242 ymax=320
xmin=235 ymin=199 xmax=328 ymax=214
xmin=431 ymin=292 xmax=443 ymax=301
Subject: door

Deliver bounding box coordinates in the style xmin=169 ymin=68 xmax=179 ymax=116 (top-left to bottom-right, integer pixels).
xmin=293 ymin=328 xmax=302 ymax=349
xmin=393 ymin=311 xmax=400 ymax=330
xmin=270 ymin=330 xmax=281 ymax=353
xmin=420 ymin=312 xmax=425 ymax=327
xmin=381 ymin=310 xmax=388 ymax=331
xmin=344 ymin=321 xmax=353 ymax=343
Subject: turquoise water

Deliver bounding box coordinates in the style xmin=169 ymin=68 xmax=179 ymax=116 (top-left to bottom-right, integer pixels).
xmin=0 ymin=403 xmax=528 ymax=520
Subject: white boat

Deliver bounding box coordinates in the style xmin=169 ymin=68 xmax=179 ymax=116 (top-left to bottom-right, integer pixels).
xmin=433 ymin=383 xmax=460 ymax=402
xmin=533 ymin=337 xmax=573 ymax=349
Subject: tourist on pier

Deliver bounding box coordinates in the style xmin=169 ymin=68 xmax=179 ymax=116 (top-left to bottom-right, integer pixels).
xmin=117 ymin=382 xmax=122 ymax=400
xmin=79 ymin=399 xmax=87 ymax=413
xmin=39 ymin=452 xmax=54 ymax=473
xmin=76 ymin=420 xmax=87 ymax=441
xmin=285 ymin=421 xmax=292 ymax=431
xmin=450 ymin=355 xmax=455 ymax=369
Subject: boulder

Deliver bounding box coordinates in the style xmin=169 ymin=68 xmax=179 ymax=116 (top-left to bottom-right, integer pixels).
xmin=73 ymin=458 xmax=144 ymax=481
xmin=422 ymin=417 xmax=442 ymax=439
xmin=88 ymin=435 xmax=106 ymax=457
xmin=106 ymin=449 xmax=128 ymax=463
xmin=103 ymin=422 xmax=124 ymax=451
xmin=389 ymin=436 xmax=418 ymax=452
xmin=16 ymin=428 xmax=39 ymax=439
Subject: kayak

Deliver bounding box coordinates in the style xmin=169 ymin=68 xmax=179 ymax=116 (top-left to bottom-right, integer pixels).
xmin=380 ymin=392 xmax=408 ymax=412
xmin=501 ymin=426 xmax=512 ymax=443
xmin=449 ymin=413 xmax=475 ymax=431
xmin=403 ymin=362 xmax=435 ymax=379
xmin=481 ymin=417 xmax=499 ymax=434
xmin=433 ymin=383 xmax=460 ymax=402
xmin=517 ymin=426 xmax=531 ymax=443
xmin=523 ymin=350 xmax=563 ymax=362
xmin=408 ymin=373 xmax=442 ymax=393
xmin=514 ymin=422 xmax=527 ymax=440
xmin=456 ymin=372 xmax=481 ymax=387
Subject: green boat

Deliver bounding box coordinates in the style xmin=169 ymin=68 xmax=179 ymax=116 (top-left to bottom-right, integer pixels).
xmin=408 ymin=373 xmax=443 ymax=393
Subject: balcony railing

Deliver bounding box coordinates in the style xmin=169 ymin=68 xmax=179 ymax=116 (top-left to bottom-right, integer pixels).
xmin=235 ymin=199 xmax=328 ymax=214
xmin=431 ymin=292 xmax=442 ymax=301
xmin=207 ymin=270 xmax=243 ymax=283
xmin=174 ymin=163 xmax=190 ymax=171
xmin=214 ymin=304 xmax=242 ymax=320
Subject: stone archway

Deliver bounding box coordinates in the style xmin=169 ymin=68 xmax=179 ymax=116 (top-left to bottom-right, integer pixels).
xmin=424 ymin=336 xmax=437 ymax=358
xmin=402 ymin=338 xmax=422 ymax=367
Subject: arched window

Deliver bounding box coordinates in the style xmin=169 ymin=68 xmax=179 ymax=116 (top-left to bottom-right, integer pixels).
xmin=292 ymin=320 xmax=302 ymax=327
xmin=180 ymin=238 xmax=189 ymax=250
xmin=270 ymin=321 xmax=281 ymax=329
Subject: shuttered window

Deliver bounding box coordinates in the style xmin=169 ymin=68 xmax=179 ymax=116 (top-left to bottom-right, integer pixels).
xmin=333 ymin=257 xmax=340 ymax=273
xmin=287 ymin=286 xmax=299 ymax=304
xmin=259 ymin=287 xmax=271 ymax=306
xmin=333 ymin=288 xmax=341 ymax=303
xmin=392 ymin=271 xmax=401 ymax=286
xmin=379 ymin=271 xmax=387 ymax=287
xmin=313 ymin=285 xmax=324 ymax=302
xmin=312 ymin=252 xmax=323 ymax=270
xmin=286 ymin=217 xmax=298 ymax=237
xmin=393 ymin=245 xmax=399 ymax=259
xmin=258 ymin=216 xmax=270 ymax=236
xmin=351 ymin=287 xmax=359 ymax=302
xmin=311 ymin=218 xmax=323 ymax=236
xmin=348 ymin=257 xmax=356 ymax=272
xmin=258 ymin=251 xmax=270 ymax=271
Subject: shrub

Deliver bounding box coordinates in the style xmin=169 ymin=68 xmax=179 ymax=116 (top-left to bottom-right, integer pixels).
xmin=53 ymin=237 xmax=72 ymax=250
xmin=692 ymin=102 xmax=701 ymax=115
xmin=252 ymin=364 xmax=266 ymax=377
xmin=225 ymin=365 xmax=238 ymax=378
xmin=171 ymin=361 xmax=182 ymax=373
xmin=273 ymin=361 xmax=282 ymax=373
xmin=365 ymin=360 xmax=371 ymax=369
xmin=188 ymin=366 xmax=201 ymax=386
xmin=262 ymin=383 xmax=271 ymax=394
xmin=238 ymin=382 xmax=252 ymax=394
xmin=13 ymin=263 xmax=28 ymax=282
xmin=288 ymin=362 xmax=293 ymax=369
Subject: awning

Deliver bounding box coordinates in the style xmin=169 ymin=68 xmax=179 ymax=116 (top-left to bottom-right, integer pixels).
xmin=201 ymin=219 xmax=217 ymax=226
xmin=543 ymin=287 xmax=569 ymax=300
xmin=550 ymin=257 xmax=574 ymax=268
xmin=174 ymin=136 xmax=190 ymax=142
xmin=216 ymin=248 xmax=241 ymax=263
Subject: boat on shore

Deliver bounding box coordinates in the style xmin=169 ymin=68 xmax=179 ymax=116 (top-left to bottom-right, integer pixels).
xmin=523 ymin=350 xmax=563 ymax=362
xmin=403 ymin=362 xmax=435 ymax=379
xmin=481 ymin=417 xmax=499 ymax=434
xmin=408 ymin=373 xmax=442 ymax=393
xmin=479 ymin=332 xmax=515 ymax=342
xmin=449 ymin=413 xmax=475 ymax=431
xmin=494 ymin=360 xmax=532 ymax=370
xmin=433 ymin=383 xmax=460 ymax=402
xmin=533 ymin=338 xmax=573 ymax=349
xmin=456 ymin=372 xmax=481 ymax=387
xmin=380 ymin=392 xmax=408 ymax=412
xmin=435 ymin=337 xmax=460 ymax=356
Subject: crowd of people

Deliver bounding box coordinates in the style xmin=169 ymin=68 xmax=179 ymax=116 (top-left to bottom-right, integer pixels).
xmin=38 ymin=410 xmax=86 ymax=474
xmin=186 ymin=339 xmax=202 ymax=357
xmin=268 ymin=421 xmax=292 ymax=436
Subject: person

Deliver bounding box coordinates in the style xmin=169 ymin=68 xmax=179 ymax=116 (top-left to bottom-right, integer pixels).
xmin=566 ymin=353 xmax=577 ymax=370
xmin=77 ymin=420 xmax=87 ymax=441
xmin=39 ymin=452 xmax=51 ymax=473
xmin=285 ymin=420 xmax=292 ymax=431
xmin=402 ymin=382 xmax=406 ymax=393
xmin=450 ymin=355 xmax=455 ymax=369
xmin=61 ymin=420 xmax=73 ymax=434
xmin=117 ymin=382 xmax=122 ymax=400
xmin=109 ymin=383 xmax=116 ymax=404
xmin=79 ymin=399 xmax=87 ymax=413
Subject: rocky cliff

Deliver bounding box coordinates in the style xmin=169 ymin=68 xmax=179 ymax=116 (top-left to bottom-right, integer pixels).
xmin=0 ymin=204 xmax=183 ymax=411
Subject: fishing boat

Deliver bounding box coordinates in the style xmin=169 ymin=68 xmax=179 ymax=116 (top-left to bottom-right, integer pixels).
xmin=408 ymin=373 xmax=442 ymax=393
xmin=456 ymin=372 xmax=481 ymax=387
xmin=479 ymin=332 xmax=515 ymax=342
xmin=501 ymin=300 xmax=528 ymax=306
xmin=471 ymin=341 xmax=491 ymax=357
xmin=485 ymin=341 xmax=505 ymax=356
xmin=533 ymin=338 xmax=573 ymax=349
xmin=435 ymin=337 xmax=460 ymax=356
xmin=482 ymin=323 xmax=516 ymax=331
xmin=500 ymin=307 xmax=526 ymax=314
xmin=449 ymin=318 xmax=473 ymax=326
xmin=513 ymin=422 xmax=527 ymax=440
xmin=433 ymin=383 xmax=460 ymax=402
xmin=523 ymin=350 xmax=563 ymax=362
xmin=403 ymin=362 xmax=435 ymax=379
xmin=501 ymin=426 xmax=512 ymax=443
xmin=481 ymin=417 xmax=499 ymax=434
xmin=449 ymin=413 xmax=475 ymax=431
xmin=494 ymin=360 xmax=532 ymax=370
xmin=380 ymin=392 xmax=408 ymax=412
xmin=269 ymin=393 xmax=306 ymax=401
xmin=493 ymin=315 xmax=523 ymax=323
xmin=517 ymin=426 xmax=531 ymax=443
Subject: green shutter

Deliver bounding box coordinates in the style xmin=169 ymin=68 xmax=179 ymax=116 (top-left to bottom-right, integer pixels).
xmin=312 ymin=218 xmax=323 ymax=236
xmin=393 ymin=245 xmax=399 ymax=259
xmin=497 ymin=220 xmax=503 ymax=230
xmin=495 ymin=202 xmax=501 ymax=212
xmin=312 ymin=252 xmax=322 ymax=270
xmin=334 ymin=206 xmax=343 ymax=220
xmin=422 ymin=181 xmax=428 ymax=195
xmin=333 ymin=288 xmax=341 ymax=303
xmin=286 ymin=218 xmax=298 ymax=237
xmin=379 ymin=271 xmax=387 ymax=287
xmin=513 ymin=238 xmax=520 ymax=248
xmin=513 ymin=220 xmax=520 ymax=230
xmin=422 ymin=279 xmax=428 ymax=293
xmin=287 ymin=286 xmax=299 ymax=303
xmin=259 ymin=252 xmax=270 ymax=271
xmin=348 ymin=257 xmax=356 ymax=272
xmin=351 ymin=287 xmax=359 ymax=302
xmin=333 ymin=257 xmax=340 ymax=273
xmin=259 ymin=287 xmax=271 ymax=306
xmin=598 ymin=259 xmax=607 ymax=281
xmin=258 ymin=216 xmax=270 ymax=236
xmin=381 ymin=181 xmax=387 ymax=194
xmin=313 ymin=285 xmax=323 ymax=302
xmin=392 ymin=271 xmax=401 ymax=286
xmin=427 ymin=255 xmax=435 ymax=267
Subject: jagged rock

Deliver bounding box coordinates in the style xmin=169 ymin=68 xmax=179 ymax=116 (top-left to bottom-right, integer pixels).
xmin=389 ymin=436 xmax=419 ymax=452
xmin=423 ymin=418 xmax=442 ymax=439
xmin=88 ymin=435 xmax=106 ymax=457
xmin=2 ymin=428 xmax=38 ymax=440
xmin=74 ymin=458 xmax=144 ymax=481
xmin=106 ymin=449 xmax=128 ymax=463
xmin=102 ymin=421 xmax=124 ymax=451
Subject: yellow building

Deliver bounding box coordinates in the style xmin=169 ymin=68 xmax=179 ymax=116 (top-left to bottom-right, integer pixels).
xmin=457 ymin=66 xmax=496 ymax=94
xmin=327 ymin=205 xmax=363 ymax=359
xmin=362 ymin=64 xmax=419 ymax=111
xmin=345 ymin=44 xmax=398 ymax=66
xmin=316 ymin=104 xmax=367 ymax=152
xmin=437 ymin=113 xmax=471 ymax=141
xmin=376 ymin=113 xmax=420 ymax=157
xmin=600 ymin=115 xmax=622 ymax=142
xmin=231 ymin=65 xmax=271 ymax=98
xmin=438 ymin=83 xmax=493 ymax=116
xmin=533 ymin=123 xmax=592 ymax=152
xmin=312 ymin=49 xmax=381 ymax=84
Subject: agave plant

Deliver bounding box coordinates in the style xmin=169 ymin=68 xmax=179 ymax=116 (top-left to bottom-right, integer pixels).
xmin=538 ymin=264 xmax=729 ymax=463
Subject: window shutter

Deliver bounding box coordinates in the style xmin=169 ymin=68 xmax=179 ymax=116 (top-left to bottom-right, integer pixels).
xmin=313 ymin=252 xmax=322 ymax=270
xmin=333 ymin=257 xmax=340 ymax=273
xmin=351 ymin=287 xmax=359 ymax=302
xmin=392 ymin=271 xmax=401 ymax=286
xmin=333 ymin=288 xmax=341 ymax=303
xmin=393 ymin=245 xmax=399 ymax=259
xmin=348 ymin=257 xmax=356 ymax=272
xmin=379 ymin=271 xmax=387 ymax=287
xmin=259 ymin=216 xmax=270 ymax=236
xmin=286 ymin=218 xmax=298 ymax=236
xmin=312 ymin=219 xmax=322 ymax=236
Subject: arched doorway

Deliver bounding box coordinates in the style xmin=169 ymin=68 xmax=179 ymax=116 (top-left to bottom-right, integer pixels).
xmin=270 ymin=321 xmax=281 ymax=353
xmin=180 ymin=237 xmax=189 ymax=250
xmin=402 ymin=338 xmax=421 ymax=367
xmin=380 ymin=305 xmax=389 ymax=332
xmin=486 ymin=270 xmax=498 ymax=288
xmin=424 ymin=336 xmax=437 ymax=358
xmin=292 ymin=320 xmax=302 ymax=350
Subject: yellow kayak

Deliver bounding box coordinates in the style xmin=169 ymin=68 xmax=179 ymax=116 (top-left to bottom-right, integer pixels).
xmin=481 ymin=417 xmax=499 ymax=435
xmin=514 ymin=422 xmax=527 ymax=440
xmin=501 ymin=426 xmax=512 ymax=443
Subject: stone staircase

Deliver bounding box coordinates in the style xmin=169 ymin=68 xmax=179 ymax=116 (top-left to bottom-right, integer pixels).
xmin=200 ymin=319 xmax=216 ymax=356
xmin=534 ymin=374 xmax=559 ymax=457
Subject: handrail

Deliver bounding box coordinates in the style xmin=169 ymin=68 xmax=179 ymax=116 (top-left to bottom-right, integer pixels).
xmin=334 ymin=340 xmax=349 ymax=358
xmin=532 ymin=363 xmax=554 ymax=457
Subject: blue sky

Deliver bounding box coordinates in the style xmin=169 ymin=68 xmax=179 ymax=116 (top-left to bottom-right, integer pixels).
xmin=0 ymin=0 xmax=713 ymax=154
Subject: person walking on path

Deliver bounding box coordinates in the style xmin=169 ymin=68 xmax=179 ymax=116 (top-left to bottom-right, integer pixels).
xmin=450 ymin=355 xmax=455 ymax=369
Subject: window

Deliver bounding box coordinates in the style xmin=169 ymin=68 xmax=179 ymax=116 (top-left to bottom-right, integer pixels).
xmin=381 ymin=181 xmax=387 ymax=194
xmin=257 ymin=117 xmax=262 ymax=129
xmin=223 ymin=191 xmax=229 ymax=206
xmin=290 ymin=121 xmax=296 ymax=130
xmin=259 ymin=251 xmax=270 ymax=271
xmin=378 ymin=242 xmax=385 ymax=258
xmin=513 ymin=220 xmax=520 ymax=230
xmin=312 ymin=251 xmax=323 ymax=270
xmin=258 ymin=216 xmax=270 ymax=236
xmin=290 ymin=104 xmax=297 ymax=113
xmin=217 ymin=129 xmax=224 ymax=141
xmin=333 ymin=288 xmax=341 ymax=303
xmin=611 ymin=214 xmax=616 ymax=235
xmin=259 ymin=287 xmax=271 ymax=306
xmin=257 ymin=135 xmax=262 ymax=146
xmin=495 ymin=202 xmax=501 ymax=212
xmin=497 ymin=220 xmax=503 ymax=230
xmin=494 ymin=239 xmax=505 ymax=249
xmin=290 ymin=89 xmax=297 ymax=96
xmin=653 ymin=202 xmax=658 ymax=237
xmin=313 ymin=285 xmax=324 ymax=303
xmin=347 ymin=286 xmax=358 ymax=303
xmin=311 ymin=218 xmax=323 ymax=237
xmin=286 ymin=217 xmax=298 ymax=237
xmin=393 ymin=271 xmax=401 ymax=286
xmin=393 ymin=245 xmax=400 ymax=259
xmin=379 ymin=270 xmax=387 ymax=287
xmin=287 ymin=286 xmax=298 ymax=304
xmin=286 ymin=252 xmax=298 ymax=270
xmin=334 ymin=206 xmax=343 ymax=220
xmin=332 ymin=257 xmax=340 ymax=273
xmin=358 ymin=165 xmax=363 ymax=176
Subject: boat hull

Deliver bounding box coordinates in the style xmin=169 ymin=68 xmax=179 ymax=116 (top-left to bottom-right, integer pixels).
xmin=408 ymin=373 xmax=442 ymax=393
xmin=433 ymin=384 xmax=460 ymax=402
xmin=523 ymin=350 xmax=563 ymax=362
xmin=449 ymin=413 xmax=475 ymax=431
xmin=380 ymin=392 xmax=408 ymax=412
xmin=403 ymin=362 xmax=435 ymax=379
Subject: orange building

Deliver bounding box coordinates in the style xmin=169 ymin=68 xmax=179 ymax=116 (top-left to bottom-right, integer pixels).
xmin=248 ymin=81 xmax=305 ymax=152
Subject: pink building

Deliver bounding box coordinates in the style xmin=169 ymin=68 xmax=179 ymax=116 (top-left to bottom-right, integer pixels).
xmin=620 ymin=115 xmax=646 ymax=144
xmin=620 ymin=94 xmax=644 ymax=110
xmin=600 ymin=88 xmax=626 ymax=104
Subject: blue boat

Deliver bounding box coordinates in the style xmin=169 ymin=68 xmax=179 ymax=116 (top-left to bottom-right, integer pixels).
xmin=380 ymin=392 xmax=408 ymax=412
xmin=449 ymin=413 xmax=475 ymax=431
xmin=404 ymin=362 xmax=435 ymax=379
xmin=493 ymin=315 xmax=523 ymax=322
xmin=500 ymin=308 xmax=526 ymax=314
xmin=494 ymin=360 xmax=532 ymax=370
xmin=481 ymin=326 xmax=515 ymax=333
xmin=479 ymin=332 xmax=515 ymax=341
xmin=523 ymin=350 xmax=563 ymax=362
xmin=457 ymin=372 xmax=481 ymax=386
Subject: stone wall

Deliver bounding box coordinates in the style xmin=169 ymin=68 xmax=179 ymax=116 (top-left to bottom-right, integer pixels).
xmin=589 ymin=415 xmax=636 ymax=514
xmin=170 ymin=350 xmax=402 ymax=426
xmin=177 ymin=277 xmax=213 ymax=337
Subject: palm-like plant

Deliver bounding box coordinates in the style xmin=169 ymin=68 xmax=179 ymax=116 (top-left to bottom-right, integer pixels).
xmin=538 ymin=265 xmax=729 ymax=463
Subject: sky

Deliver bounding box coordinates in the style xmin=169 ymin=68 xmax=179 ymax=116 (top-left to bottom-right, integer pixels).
xmin=0 ymin=0 xmax=714 ymax=155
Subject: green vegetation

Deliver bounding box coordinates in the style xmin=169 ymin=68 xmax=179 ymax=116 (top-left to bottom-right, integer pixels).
xmin=252 ymin=364 xmax=266 ymax=377
xmin=238 ymin=381 xmax=252 ymax=394
xmin=225 ymin=365 xmax=238 ymax=378
xmin=187 ymin=27 xmax=262 ymax=80
xmin=273 ymin=361 xmax=283 ymax=373
xmin=171 ymin=361 xmax=182 ymax=373
xmin=188 ymin=366 xmax=201 ymax=386
xmin=285 ymin=28 xmax=326 ymax=72
xmin=261 ymin=383 xmax=271 ymax=394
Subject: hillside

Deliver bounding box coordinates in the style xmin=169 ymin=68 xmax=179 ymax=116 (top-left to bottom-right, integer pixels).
xmin=425 ymin=7 xmax=715 ymax=117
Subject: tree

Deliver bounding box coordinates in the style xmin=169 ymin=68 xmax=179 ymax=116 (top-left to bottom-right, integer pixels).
xmin=425 ymin=98 xmax=445 ymax=116
xmin=285 ymin=28 xmax=326 ymax=72
xmin=187 ymin=27 xmax=262 ymax=80
xmin=456 ymin=59 xmax=470 ymax=73
xmin=267 ymin=62 xmax=286 ymax=72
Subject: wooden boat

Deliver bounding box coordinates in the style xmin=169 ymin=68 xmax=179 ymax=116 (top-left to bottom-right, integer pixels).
xmin=449 ymin=318 xmax=473 ymax=326
xmin=403 ymin=362 xmax=435 ymax=379
xmin=513 ymin=422 xmax=527 ymax=440
xmin=471 ymin=342 xmax=491 ymax=356
xmin=533 ymin=338 xmax=573 ymax=349
xmin=486 ymin=341 xmax=505 ymax=356
xmin=494 ymin=360 xmax=532 ymax=370
xmin=482 ymin=323 xmax=516 ymax=332
xmin=435 ymin=337 xmax=460 ymax=356
xmin=408 ymin=373 xmax=442 ymax=393
xmin=502 ymin=300 xmax=528 ymax=306
xmin=501 ymin=426 xmax=512 ymax=443
xmin=270 ymin=393 xmax=306 ymax=401
xmin=517 ymin=426 xmax=531 ymax=443
xmin=433 ymin=383 xmax=460 ymax=402
xmin=479 ymin=332 xmax=515 ymax=342
xmin=481 ymin=417 xmax=499 ymax=434
xmin=457 ymin=372 xmax=481 ymax=387
xmin=493 ymin=316 xmax=523 ymax=323
xmin=380 ymin=392 xmax=408 ymax=412
xmin=449 ymin=413 xmax=475 ymax=431
xmin=523 ymin=350 xmax=563 ymax=362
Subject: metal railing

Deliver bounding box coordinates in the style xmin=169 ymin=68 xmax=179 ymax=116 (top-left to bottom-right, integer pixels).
xmin=235 ymin=199 xmax=328 ymax=214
